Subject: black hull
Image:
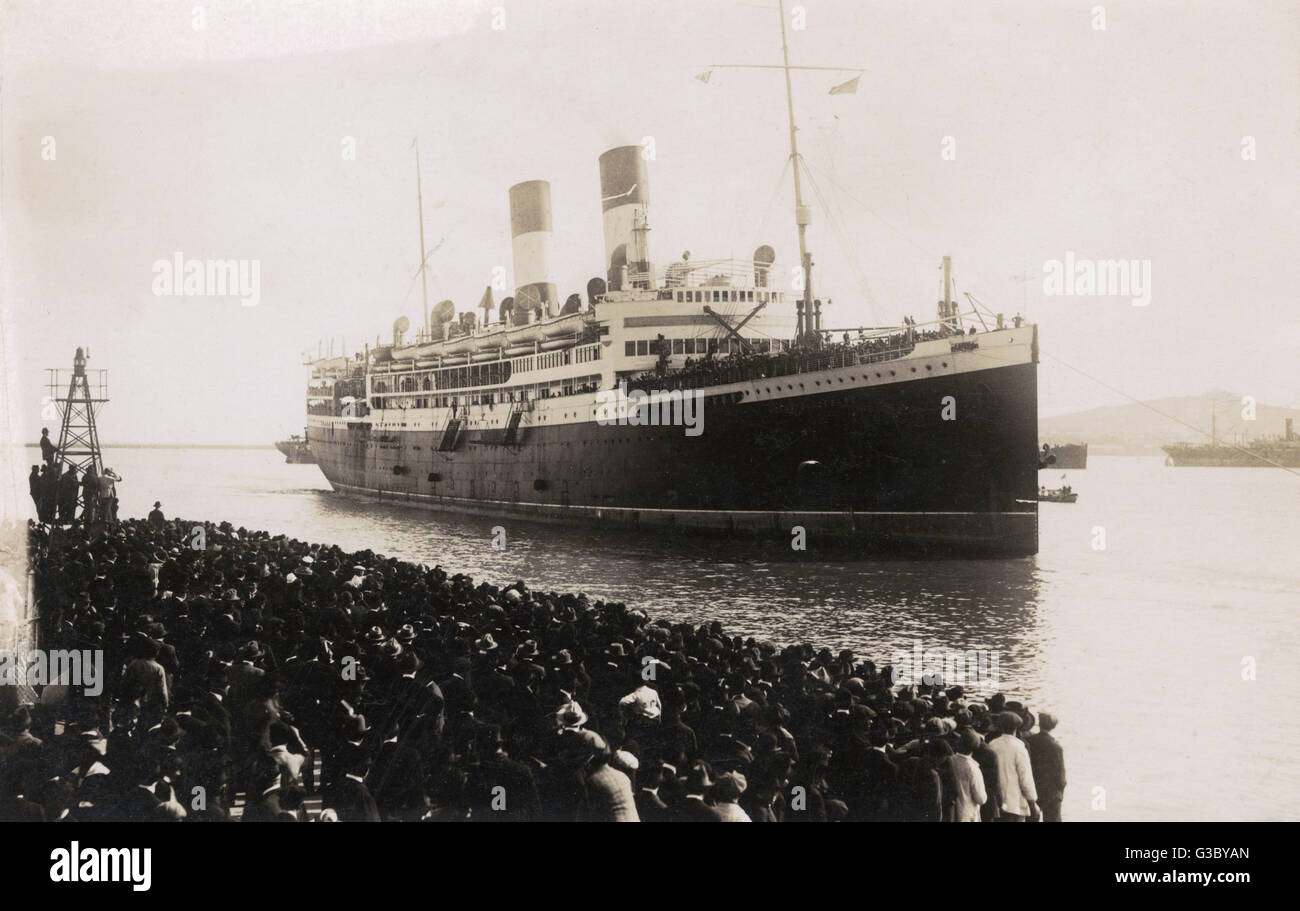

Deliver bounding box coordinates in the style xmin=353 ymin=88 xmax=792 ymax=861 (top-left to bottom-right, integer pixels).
xmin=309 ymin=362 xmax=1039 ymax=557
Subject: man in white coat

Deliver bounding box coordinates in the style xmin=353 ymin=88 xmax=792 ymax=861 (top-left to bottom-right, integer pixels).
xmin=949 ymin=729 xmax=988 ymax=822
xmin=988 ymin=712 xmax=1037 ymax=821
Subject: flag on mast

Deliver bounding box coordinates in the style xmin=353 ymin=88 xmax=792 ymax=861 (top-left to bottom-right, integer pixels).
xmin=828 ymin=75 xmax=860 ymax=95
xmin=694 ymin=70 xmax=713 ymax=84
xmin=478 ymin=285 xmax=494 ymax=320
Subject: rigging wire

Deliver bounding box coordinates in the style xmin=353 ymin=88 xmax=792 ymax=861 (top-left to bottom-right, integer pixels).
xmin=798 ymin=158 xmax=877 ymax=316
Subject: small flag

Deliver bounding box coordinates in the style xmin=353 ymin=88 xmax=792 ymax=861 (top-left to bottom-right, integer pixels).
xmin=478 ymin=285 xmax=494 ymax=313
xmin=695 ymin=70 xmax=713 ymax=84
xmin=828 ymin=75 xmax=860 ymax=95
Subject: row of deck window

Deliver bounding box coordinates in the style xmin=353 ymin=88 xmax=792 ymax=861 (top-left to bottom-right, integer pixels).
xmin=624 ymin=337 xmax=791 ymax=357
xmin=368 ymin=343 xmax=601 ymax=396
xmin=674 ymin=289 xmax=782 ymax=304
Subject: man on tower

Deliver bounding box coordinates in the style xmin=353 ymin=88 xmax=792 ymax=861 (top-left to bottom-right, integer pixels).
xmin=39 ymin=428 xmax=57 ymax=466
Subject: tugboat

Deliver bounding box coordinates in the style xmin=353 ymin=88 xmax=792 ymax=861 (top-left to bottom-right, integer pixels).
xmin=274 ymin=433 xmax=316 ymax=464
xmin=1037 ymin=484 xmax=1077 ymax=504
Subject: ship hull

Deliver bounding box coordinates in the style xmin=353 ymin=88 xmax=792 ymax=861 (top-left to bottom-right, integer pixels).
xmin=308 ymin=357 xmax=1039 ymax=557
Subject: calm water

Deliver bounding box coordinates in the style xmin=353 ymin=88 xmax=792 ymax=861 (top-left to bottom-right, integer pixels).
xmin=70 ymin=450 xmax=1300 ymax=820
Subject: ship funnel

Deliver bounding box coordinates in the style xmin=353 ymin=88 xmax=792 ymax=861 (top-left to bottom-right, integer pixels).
xmin=393 ymin=315 xmax=410 ymax=347
xmin=598 ymin=146 xmax=652 ymax=290
xmin=509 ymin=180 xmax=557 ymax=325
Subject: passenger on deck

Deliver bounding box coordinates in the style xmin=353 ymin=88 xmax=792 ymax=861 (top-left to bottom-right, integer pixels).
xmin=148 ymin=501 xmax=166 ymax=527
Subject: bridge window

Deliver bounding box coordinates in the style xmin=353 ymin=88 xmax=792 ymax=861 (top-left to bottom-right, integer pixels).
xmin=636 ymin=340 xmax=648 ymax=356
xmin=672 ymin=339 xmax=683 ymax=354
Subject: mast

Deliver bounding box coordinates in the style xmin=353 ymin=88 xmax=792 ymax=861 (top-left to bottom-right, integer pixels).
xmin=778 ymin=0 xmax=813 ymax=342
xmin=706 ymin=16 xmax=859 ymax=346
xmin=942 ymin=255 xmax=952 ymax=328
xmin=414 ymin=138 xmax=430 ymax=341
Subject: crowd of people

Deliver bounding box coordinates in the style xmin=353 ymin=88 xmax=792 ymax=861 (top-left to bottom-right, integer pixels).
xmin=2 ymin=516 xmax=1066 ymax=822
xmin=624 ymin=323 xmax=972 ymax=395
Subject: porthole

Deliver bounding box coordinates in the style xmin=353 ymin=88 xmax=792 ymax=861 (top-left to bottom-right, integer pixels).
xmin=926 ymin=364 xmax=932 ymax=371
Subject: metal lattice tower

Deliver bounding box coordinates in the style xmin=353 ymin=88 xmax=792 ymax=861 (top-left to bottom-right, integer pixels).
xmin=46 ymin=347 xmax=109 ymax=515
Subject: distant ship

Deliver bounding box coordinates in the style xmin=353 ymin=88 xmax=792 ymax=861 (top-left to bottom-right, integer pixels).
xmin=275 ymin=434 xmax=316 ymax=464
xmin=1163 ymin=419 xmax=1300 ymax=467
xmin=1039 ymin=442 xmax=1087 ymax=470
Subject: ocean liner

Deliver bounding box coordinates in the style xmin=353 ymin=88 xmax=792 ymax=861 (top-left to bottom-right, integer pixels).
xmin=303 ymin=13 xmax=1039 ymax=557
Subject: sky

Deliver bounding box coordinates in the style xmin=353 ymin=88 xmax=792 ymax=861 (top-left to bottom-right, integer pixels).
xmin=2 ymin=0 xmax=1298 ymax=456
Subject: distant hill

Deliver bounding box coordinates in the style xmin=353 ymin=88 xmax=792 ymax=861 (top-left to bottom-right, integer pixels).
xmin=1039 ymin=391 xmax=1300 ymax=455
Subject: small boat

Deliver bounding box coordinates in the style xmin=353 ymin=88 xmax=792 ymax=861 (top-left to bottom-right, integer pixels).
xmin=1037 ymin=485 xmax=1077 ymax=503
xmin=275 ymin=434 xmax=316 ymax=464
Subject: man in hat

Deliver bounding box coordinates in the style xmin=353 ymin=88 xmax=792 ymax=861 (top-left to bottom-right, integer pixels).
xmin=323 ymin=752 xmax=381 ymax=822
xmin=367 ymin=719 xmax=428 ymax=820
xmin=39 ymin=427 xmax=56 ymax=466
xmin=988 ymin=711 xmax=1037 ymax=821
xmin=463 ymin=723 xmax=541 ymax=822
xmin=120 ymin=632 xmax=170 ymax=728
xmin=948 ymin=729 xmax=987 ymax=822
xmin=148 ymin=501 xmax=166 ymax=528
xmin=28 ymin=465 xmax=41 ymax=517
xmin=674 ymin=760 xmax=723 ymax=822
xmin=577 ymin=731 xmax=639 ymax=822
xmin=634 ymin=762 xmax=674 ymax=822
xmin=1026 ymin=711 xmax=1066 ymax=822
xmin=712 ymin=771 xmax=751 ymax=822
xmin=57 ymin=465 xmax=80 ymax=524
xmin=80 ymin=465 xmax=98 ymax=522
